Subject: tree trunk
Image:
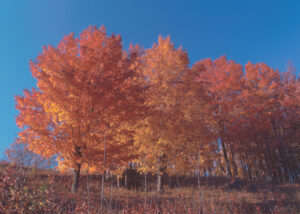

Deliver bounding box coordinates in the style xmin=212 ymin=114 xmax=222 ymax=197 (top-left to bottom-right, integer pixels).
xmin=279 ymin=148 xmax=290 ymax=182
xmin=247 ymin=163 xmax=253 ymax=180
xmin=101 ymin=133 xmax=106 ymax=214
xmin=157 ymin=172 xmax=163 ymax=193
xmin=221 ymin=139 xmax=232 ymax=177
xmin=218 ymin=155 xmax=225 ymax=176
xmin=241 ymin=159 xmax=247 ymax=178
xmin=71 ymin=163 xmax=81 ymax=194
xmin=157 ymin=167 xmax=165 ymax=193
xmin=196 ymin=151 xmax=205 ymax=214
xmin=124 ymin=172 xmax=128 ymax=189
xmin=144 ymin=172 xmax=147 ymax=208
xmin=230 ymin=143 xmax=238 ymax=177
xmin=117 ymin=177 xmax=120 ymax=188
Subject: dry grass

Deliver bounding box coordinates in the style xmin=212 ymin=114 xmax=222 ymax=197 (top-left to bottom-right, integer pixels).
xmin=0 ymin=163 xmax=299 ymax=213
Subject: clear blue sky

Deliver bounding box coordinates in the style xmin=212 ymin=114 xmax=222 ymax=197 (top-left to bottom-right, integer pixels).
xmin=0 ymin=0 xmax=300 ymax=157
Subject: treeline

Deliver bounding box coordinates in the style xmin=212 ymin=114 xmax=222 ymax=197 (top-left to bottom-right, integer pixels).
xmin=14 ymin=26 xmax=300 ymax=194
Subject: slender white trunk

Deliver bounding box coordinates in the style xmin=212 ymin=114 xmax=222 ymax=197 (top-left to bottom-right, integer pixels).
xmin=144 ymin=159 xmax=148 ymax=208
xmin=196 ymin=150 xmax=205 ymax=214
xmin=109 ymin=174 xmax=113 ymax=208
xmin=124 ymin=171 xmax=128 ymax=189
xmin=101 ymin=134 xmax=106 ymax=214
xmin=117 ymin=177 xmax=120 ymax=188
xmin=87 ymin=164 xmax=90 ymax=214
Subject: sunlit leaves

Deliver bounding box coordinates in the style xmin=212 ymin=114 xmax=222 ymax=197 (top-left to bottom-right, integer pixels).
xmin=15 ymin=26 xmax=299 ymax=187
xmin=16 ymin=26 xmax=144 ymax=177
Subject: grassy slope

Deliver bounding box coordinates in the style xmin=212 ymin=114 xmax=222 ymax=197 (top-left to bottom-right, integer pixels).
xmin=0 ymin=162 xmax=299 ymax=213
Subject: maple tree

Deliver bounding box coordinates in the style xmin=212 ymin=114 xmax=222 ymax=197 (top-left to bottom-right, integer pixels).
xmin=236 ymin=62 xmax=300 ymax=182
xmin=133 ymin=37 xmax=217 ymax=192
xmin=191 ymin=57 xmax=300 ymax=182
xmin=133 ymin=36 xmax=189 ymax=192
xmin=193 ymin=56 xmax=245 ymax=178
xmin=15 ymin=26 xmax=144 ymax=193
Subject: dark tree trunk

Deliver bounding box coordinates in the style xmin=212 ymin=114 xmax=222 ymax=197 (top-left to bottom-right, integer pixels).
xmin=247 ymin=163 xmax=253 ymax=180
xmin=221 ymin=139 xmax=232 ymax=177
xmin=124 ymin=172 xmax=128 ymax=189
xmin=71 ymin=163 xmax=81 ymax=194
xmin=241 ymin=159 xmax=247 ymax=178
xmin=218 ymin=155 xmax=225 ymax=176
xmin=279 ymin=148 xmax=291 ymax=182
xmin=144 ymin=172 xmax=147 ymax=207
xmin=230 ymin=143 xmax=238 ymax=177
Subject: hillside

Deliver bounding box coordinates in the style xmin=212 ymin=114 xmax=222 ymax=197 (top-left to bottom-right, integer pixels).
xmin=0 ymin=162 xmax=299 ymax=213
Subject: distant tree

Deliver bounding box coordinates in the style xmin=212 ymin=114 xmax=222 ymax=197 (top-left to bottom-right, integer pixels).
xmin=6 ymin=138 xmax=55 ymax=169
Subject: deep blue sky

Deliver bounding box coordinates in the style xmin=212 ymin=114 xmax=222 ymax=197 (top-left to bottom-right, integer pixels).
xmin=0 ymin=0 xmax=299 ymax=157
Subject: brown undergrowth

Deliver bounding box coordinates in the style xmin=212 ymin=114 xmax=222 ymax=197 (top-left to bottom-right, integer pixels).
xmin=0 ymin=163 xmax=299 ymax=213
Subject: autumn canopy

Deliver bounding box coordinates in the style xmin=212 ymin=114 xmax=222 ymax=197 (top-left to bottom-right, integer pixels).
xmin=15 ymin=26 xmax=300 ymax=193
